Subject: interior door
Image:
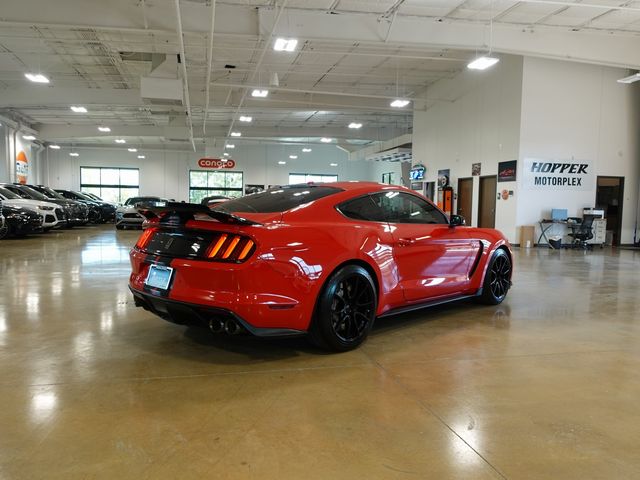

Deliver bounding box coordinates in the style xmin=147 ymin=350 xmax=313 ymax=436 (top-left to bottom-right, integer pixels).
xmin=375 ymin=192 xmax=478 ymax=302
xmin=457 ymin=177 xmax=473 ymax=225
xmin=596 ymin=176 xmax=624 ymax=246
xmin=478 ymin=175 xmax=497 ymax=228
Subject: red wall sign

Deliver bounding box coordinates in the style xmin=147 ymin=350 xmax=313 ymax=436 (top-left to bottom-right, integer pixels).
xmin=198 ymin=158 xmax=236 ymax=169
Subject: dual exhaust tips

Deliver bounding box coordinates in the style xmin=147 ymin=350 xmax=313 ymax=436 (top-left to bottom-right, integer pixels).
xmin=208 ymin=317 xmax=243 ymax=335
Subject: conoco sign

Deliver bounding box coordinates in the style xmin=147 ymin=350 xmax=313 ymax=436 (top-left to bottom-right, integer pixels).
xmin=198 ymin=158 xmax=236 ymax=169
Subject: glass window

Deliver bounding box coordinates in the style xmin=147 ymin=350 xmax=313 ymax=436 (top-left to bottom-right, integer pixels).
xmin=216 ymin=186 xmax=343 ymax=214
xmin=80 ymin=167 xmax=140 ymax=204
xmin=288 ymin=173 xmax=338 ymax=184
xmin=337 ymin=195 xmax=386 ymax=222
xmin=376 ymin=192 xmax=448 ymax=224
xmin=189 ymin=170 xmax=243 ymax=203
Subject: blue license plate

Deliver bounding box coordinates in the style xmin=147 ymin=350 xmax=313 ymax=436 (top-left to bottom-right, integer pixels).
xmin=145 ymin=264 xmax=173 ymax=290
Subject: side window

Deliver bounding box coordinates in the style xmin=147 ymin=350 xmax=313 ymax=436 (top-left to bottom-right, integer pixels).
xmin=379 ymin=192 xmax=448 ymax=224
xmin=337 ymin=195 xmax=386 ymax=222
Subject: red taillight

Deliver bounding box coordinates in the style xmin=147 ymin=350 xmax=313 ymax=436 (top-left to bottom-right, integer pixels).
xmin=205 ymin=233 xmax=255 ymax=262
xmin=135 ymin=227 xmax=156 ymax=250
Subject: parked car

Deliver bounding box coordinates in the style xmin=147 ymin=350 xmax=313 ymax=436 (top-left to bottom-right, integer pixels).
xmin=54 ymin=189 xmax=116 ymax=223
xmin=128 ymin=182 xmax=513 ymax=351
xmin=116 ymin=196 xmax=167 ymax=230
xmin=0 ymin=203 xmax=44 ymax=237
xmin=201 ymin=195 xmax=230 ymax=209
xmin=0 ymin=186 xmax=65 ymax=231
xmin=0 ymin=201 xmax=6 ymax=239
xmin=1 ymin=184 xmax=88 ymax=227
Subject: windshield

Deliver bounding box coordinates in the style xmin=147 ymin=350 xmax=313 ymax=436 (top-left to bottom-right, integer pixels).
xmin=36 ymin=186 xmax=65 ymax=200
xmin=125 ymin=197 xmax=161 ymax=206
xmin=16 ymin=185 xmax=49 ymax=201
xmin=0 ymin=187 xmax=21 ymax=200
xmin=215 ymin=185 xmax=343 ymax=214
xmin=72 ymin=191 xmax=94 ymax=201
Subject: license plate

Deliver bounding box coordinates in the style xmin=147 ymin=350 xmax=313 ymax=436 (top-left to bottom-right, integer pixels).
xmin=145 ymin=264 xmax=173 ymax=290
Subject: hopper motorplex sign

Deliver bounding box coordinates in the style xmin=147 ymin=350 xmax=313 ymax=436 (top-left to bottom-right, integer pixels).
xmin=198 ymin=158 xmax=236 ymax=169
xmin=522 ymin=158 xmax=594 ymax=191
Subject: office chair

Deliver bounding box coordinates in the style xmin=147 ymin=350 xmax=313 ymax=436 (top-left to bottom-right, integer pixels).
xmin=568 ymin=214 xmax=597 ymax=249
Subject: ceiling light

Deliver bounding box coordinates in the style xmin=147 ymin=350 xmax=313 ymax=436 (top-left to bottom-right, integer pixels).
xmin=98 ymin=126 xmax=111 ymax=132
xmin=278 ymin=161 xmax=286 ymax=165
xmin=251 ymin=89 xmax=269 ymax=98
xmin=230 ymin=132 xmax=241 ymax=137
xmin=289 ymin=155 xmax=298 ymax=159
xmin=137 ymin=155 xmax=145 ymax=159
xmin=225 ymin=144 xmax=235 ymax=149
xmin=390 ymin=99 xmax=410 ymax=108
xmin=467 ymin=56 xmax=500 ymax=70
xmin=617 ymin=73 xmax=640 ymax=84
xmin=302 ymin=148 xmax=312 ymax=153
xmin=320 ymin=137 xmax=332 ymax=143
xmin=239 ymin=116 xmax=252 ymax=122
xmin=25 ymin=73 xmax=50 ymax=84
xmin=274 ymin=38 xmax=298 ymax=52
xmin=223 ymin=152 xmax=230 ymax=156
xmin=22 ymin=135 xmax=36 ymax=140
xmin=330 ymin=163 xmax=338 ymax=167
xmin=49 ymin=144 xmax=61 ymax=149
xmin=69 ymin=152 xmax=79 ymax=157
xmin=115 ymin=139 xmax=126 ymax=144
xmin=128 ymin=148 xmax=137 ymax=152
xmin=348 ymin=122 xmax=363 ymax=129
xmin=70 ymin=106 xmax=88 ymax=113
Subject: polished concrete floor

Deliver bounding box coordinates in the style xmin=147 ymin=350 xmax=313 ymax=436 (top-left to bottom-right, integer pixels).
xmin=1 ymin=225 xmax=640 ymax=479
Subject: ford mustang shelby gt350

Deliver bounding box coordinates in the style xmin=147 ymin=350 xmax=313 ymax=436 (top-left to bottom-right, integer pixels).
xmin=129 ymin=182 xmax=512 ymax=351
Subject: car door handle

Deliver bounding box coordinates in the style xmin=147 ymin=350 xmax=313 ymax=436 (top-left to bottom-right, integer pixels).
xmin=398 ymin=237 xmax=416 ymax=246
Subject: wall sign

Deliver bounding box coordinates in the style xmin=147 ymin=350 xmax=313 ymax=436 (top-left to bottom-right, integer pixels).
xmin=498 ymin=160 xmax=517 ymax=182
xmin=472 ymin=163 xmax=481 ymax=176
xmin=522 ymin=158 xmax=594 ymax=191
xmin=16 ymin=151 xmax=29 ymax=184
xmin=198 ymin=158 xmax=236 ymax=169
xmin=437 ymin=169 xmax=450 ymax=189
xmin=409 ymin=164 xmax=426 ymax=181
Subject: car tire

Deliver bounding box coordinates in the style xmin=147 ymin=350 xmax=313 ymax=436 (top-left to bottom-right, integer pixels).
xmin=308 ymin=264 xmax=377 ymax=352
xmin=477 ymin=248 xmax=512 ymax=305
xmin=0 ymin=225 xmax=8 ymax=240
xmin=116 ymin=224 xmax=124 ymax=230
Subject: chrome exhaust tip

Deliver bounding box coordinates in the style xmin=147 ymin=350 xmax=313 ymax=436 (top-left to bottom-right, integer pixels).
xmin=224 ymin=319 xmax=241 ymax=335
xmin=208 ymin=318 xmax=225 ymax=334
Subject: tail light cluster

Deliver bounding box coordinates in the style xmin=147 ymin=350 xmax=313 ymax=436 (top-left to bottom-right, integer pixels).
xmin=205 ymin=234 xmax=255 ymax=262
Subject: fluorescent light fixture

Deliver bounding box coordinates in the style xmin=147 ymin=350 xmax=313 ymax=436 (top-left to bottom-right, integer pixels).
xmin=278 ymin=161 xmax=286 ymax=165
xmin=289 ymin=155 xmax=298 ymax=159
xmin=467 ymin=56 xmax=500 ymax=70
xmin=302 ymin=148 xmax=312 ymax=153
xmin=348 ymin=122 xmax=363 ymax=129
xmin=25 ymin=73 xmax=50 ymax=83
xmin=230 ymin=132 xmax=241 ymax=137
xmin=223 ymin=152 xmax=230 ymax=156
xmin=70 ymin=106 xmax=88 ymax=113
xmin=128 ymin=148 xmax=137 ymax=152
xmin=49 ymin=144 xmax=61 ymax=149
xmin=320 ymin=137 xmax=332 ymax=143
xmin=225 ymin=144 xmax=235 ymax=149
xmin=69 ymin=152 xmax=79 ymax=157
xmin=390 ymin=99 xmax=410 ymax=108
xmin=98 ymin=126 xmax=111 ymax=132
xmin=22 ymin=135 xmax=36 ymax=140
xmin=115 ymin=139 xmax=126 ymax=144
xmin=251 ymin=89 xmax=269 ymax=98
xmin=239 ymin=115 xmax=252 ymax=122
xmin=330 ymin=163 xmax=338 ymax=167
xmin=617 ymin=73 xmax=640 ymax=84
xmin=273 ymin=38 xmax=298 ymax=52
xmin=137 ymin=155 xmax=145 ymax=159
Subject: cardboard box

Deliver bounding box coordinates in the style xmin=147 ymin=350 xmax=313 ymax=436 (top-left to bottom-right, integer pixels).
xmin=520 ymin=225 xmax=535 ymax=248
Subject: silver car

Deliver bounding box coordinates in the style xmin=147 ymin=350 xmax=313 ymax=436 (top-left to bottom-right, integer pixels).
xmin=116 ymin=196 xmax=167 ymax=230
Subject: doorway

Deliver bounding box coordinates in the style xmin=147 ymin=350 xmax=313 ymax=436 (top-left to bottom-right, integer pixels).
xmin=457 ymin=177 xmax=473 ymax=225
xmin=478 ymin=175 xmax=497 ymax=228
xmin=596 ymin=176 xmax=624 ymax=246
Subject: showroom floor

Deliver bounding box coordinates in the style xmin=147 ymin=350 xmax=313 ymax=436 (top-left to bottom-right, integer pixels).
xmin=1 ymin=226 xmax=640 ymax=479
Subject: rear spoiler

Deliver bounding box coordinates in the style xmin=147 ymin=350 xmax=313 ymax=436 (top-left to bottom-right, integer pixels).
xmin=137 ymin=202 xmax=261 ymax=226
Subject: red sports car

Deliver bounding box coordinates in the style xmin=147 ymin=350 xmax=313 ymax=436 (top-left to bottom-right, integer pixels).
xmin=129 ymin=182 xmax=512 ymax=351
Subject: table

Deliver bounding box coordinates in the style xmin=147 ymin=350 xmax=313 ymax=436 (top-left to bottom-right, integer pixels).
xmin=537 ymin=220 xmax=574 ymax=249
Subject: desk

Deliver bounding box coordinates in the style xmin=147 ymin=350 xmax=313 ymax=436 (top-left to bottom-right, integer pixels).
xmin=537 ymin=220 xmax=579 ymax=248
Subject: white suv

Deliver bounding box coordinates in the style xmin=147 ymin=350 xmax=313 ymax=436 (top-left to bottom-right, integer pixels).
xmin=0 ymin=186 xmax=65 ymax=231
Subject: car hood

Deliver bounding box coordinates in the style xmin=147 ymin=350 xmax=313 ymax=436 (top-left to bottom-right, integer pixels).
xmin=1 ymin=204 xmax=39 ymax=216
xmin=2 ymin=199 xmax=59 ymax=209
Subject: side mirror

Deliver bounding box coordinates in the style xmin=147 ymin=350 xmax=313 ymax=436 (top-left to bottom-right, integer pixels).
xmin=449 ymin=215 xmax=466 ymax=227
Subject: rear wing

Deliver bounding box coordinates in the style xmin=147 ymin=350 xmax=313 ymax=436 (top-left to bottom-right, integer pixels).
xmin=137 ymin=202 xmax=261 ymax=226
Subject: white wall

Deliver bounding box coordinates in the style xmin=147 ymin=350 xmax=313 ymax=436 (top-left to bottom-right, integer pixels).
xmin=413 ymin=55 xmax=524 ymax=241
xmin=518 ymin=57 xmax=640 ymax=244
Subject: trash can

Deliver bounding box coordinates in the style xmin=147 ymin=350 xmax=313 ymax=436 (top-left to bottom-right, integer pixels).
xmin=548 ymin=235 xmax=562 ymax=249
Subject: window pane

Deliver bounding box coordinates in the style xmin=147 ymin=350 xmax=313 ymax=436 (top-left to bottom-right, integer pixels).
xmin=190 ymin=171 xmax=207 ymax=188
xmin=120 ymin=169 xmax=139 ymax=186
xmin=100 ymin=188 xmax=120 ymax=204
xmin=383 ymin=192 xmax=448 ymax=224
xmin=100 ymin=169 xmax=119 ymax=185
xmin=120 ymin=188 xmax=139 ymax=204
xmin=208 ymin=171 xmax=226 ymax=188
xmin=81 ymin=187 xmax=101 ymax=198
xmin=190 ymin=189 xmax=208 ymax=204
xmin=338 ymin=195 xmax=386 ymax=222
xmin=218 ymin=186 xmax=343 ymax=213
xmin=81 ymin=167 xmax=100 ymax=185
xmin=289 ymin=174 xmax=306 ymax=184
xmin=227 ymin=172 xmax=243 ymax=188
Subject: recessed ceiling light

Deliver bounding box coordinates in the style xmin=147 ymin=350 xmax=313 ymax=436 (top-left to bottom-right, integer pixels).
xmin=70 ymin=106 xmax=88 ymax=113
xmin=320 ymin=137 xmax=332 ymax=143
xmin=25 ymin=73 xmax=50 ymax=83
xmin=115 ymin=139 xmax=126 ymax=144
xmin=98 ymin=126 xmax=111 ymax=132
xmin=467 ymin=56 xmax=500 ymax=70
xmin=348 ymin=122 xmax=363 ymax=129
xmin=390 ymin=99 xmax=410 ymax=108
xmin=278 ymin=161 xmax=286 ymax=165
xmin=223 ymin=152 xmax=230 ymax=156
xmin=274 ymin=38 xmax=298 ymax=52
xmin=49 ymin=144 xmax=61 ymax=149
xmin=239 ymin=115 xmax=252 ymax=122
xmin=617 ymin=73 xmax=640 ymax=84
xmin=137 ymin=155 xmax=146 ymax=159
xmin=289 ymin=155 xmax=298 ymax=159
xmin=251 ymin=89 xmax=269 ymax=98
xmin=22 ymin=135 xmax=36 ymax=140
xmin=69 ymin=152 xmax=79 ymax=157
xmin=128 ymin=148 xmax=137 ymax=152
xmin=302 ymin=148 xmax=312 ymax=153
xmin=230 ymin=132 xmax=241 ymax=137
xmin=330 ymin=163 xmax=338 ymax=167
xmin=225 ymin=144 xmax=235 ymax=149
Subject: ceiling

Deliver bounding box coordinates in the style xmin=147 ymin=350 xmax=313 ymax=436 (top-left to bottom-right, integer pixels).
xmin=0 ymin=0 xmax=638 ymax=151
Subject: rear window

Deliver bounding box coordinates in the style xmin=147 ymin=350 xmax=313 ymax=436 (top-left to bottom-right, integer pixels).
xmin=215 ymin=185 xmax=343 ymax=213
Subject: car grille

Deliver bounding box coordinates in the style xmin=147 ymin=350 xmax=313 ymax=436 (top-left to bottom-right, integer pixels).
xmin=45 ymin=215 xmax=55 ymax=223
xmin=55 ymin=208 xmax=65 ymax=220
xmin=124 ymin=213 xmax=141 ymax=219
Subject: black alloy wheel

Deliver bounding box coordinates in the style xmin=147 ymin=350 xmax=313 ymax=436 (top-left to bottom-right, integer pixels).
xmin=478 ymin=249 xmax=512 ymax=305
xmin=309 ymin=265 xmax=377 ymax=351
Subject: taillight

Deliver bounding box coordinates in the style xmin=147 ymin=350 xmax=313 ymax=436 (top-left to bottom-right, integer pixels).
xmin=135 ymin=227 xmax=156 ymax=250
xmin=205 ymin=234 xmax=255 ymax=263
